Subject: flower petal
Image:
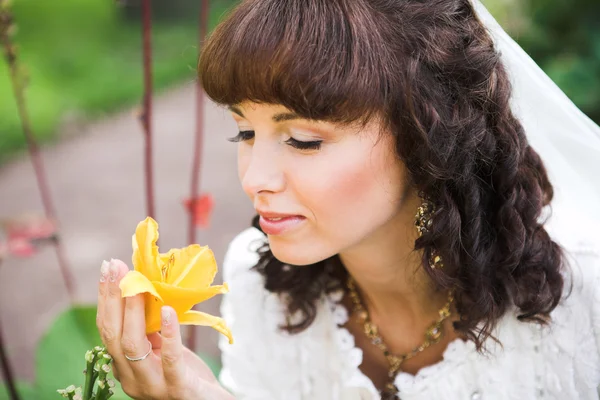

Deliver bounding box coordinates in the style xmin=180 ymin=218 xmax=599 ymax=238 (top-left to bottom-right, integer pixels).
xmin=153 ymin=281 xmax=229 ymax=313
xmin=160 ymin=245 xmax=217 ymax=289
xmin=132 ymin=217 xmax=162 ymax=282
xmin=119 ymin=270 xmax=163 ymax=301
xmin=144 ymin=292 xmax=164 ymax=334
xmin=179 ymin=310 xmax=233 ymax=344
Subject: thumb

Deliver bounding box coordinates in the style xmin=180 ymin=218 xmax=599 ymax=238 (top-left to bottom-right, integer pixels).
xmin=160 ymin=306 xmax=186 ymax=385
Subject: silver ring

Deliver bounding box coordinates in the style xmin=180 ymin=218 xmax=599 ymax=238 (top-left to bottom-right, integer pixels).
xmin=124 ymin=341 xmax=152 ymax=362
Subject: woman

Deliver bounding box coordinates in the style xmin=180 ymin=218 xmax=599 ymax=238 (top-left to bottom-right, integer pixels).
xmin=96 ymin=0 xmax=600 ymax=399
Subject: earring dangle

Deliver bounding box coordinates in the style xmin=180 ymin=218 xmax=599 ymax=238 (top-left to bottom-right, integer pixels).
xmin=415 ymin=194 xmax=444 ymax=269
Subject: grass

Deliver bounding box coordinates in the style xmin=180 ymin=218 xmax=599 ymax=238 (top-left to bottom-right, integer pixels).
xmin=0 ymin=0 xmax=235 ymax=162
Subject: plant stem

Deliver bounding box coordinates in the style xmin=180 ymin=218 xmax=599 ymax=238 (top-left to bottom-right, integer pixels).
xmin=186 ymin=0 xmax=211 ymax=352
xmin=82 ymin=362 xmax=95 ymax=400
xmin=95 ymin=385 xmax=112 ymax=400
xmin=0 ymin=0 xmax=76 ymax=303
xmin=0 ymin=321 xmax=20 ymax=400
xmin=141 ymin=0 xmax=155 ymax=219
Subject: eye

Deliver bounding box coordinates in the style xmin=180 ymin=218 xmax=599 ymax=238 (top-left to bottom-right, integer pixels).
xmin=227 ymin=130 xmax=255 ymax=142
xmin=228 ymin=130 xmax=323 ymax=151
xmin=284 ymin=137 xmax=323 ymax=151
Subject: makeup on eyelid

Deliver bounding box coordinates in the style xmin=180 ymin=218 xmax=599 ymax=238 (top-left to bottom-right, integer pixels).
xmin=228 ymin=128 xmax=325 ymax=151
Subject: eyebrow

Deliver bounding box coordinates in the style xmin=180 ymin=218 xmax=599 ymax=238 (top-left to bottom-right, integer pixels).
xmin=228 ymin=105 xmax=304 ymax=123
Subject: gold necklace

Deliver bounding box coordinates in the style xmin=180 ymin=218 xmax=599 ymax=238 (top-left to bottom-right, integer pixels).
xmin=346 ymin=276 xmax=455 ymax=398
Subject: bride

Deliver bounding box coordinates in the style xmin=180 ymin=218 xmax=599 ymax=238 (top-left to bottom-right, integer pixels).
xmin=95 ymin=0 xmax=600 ymax=399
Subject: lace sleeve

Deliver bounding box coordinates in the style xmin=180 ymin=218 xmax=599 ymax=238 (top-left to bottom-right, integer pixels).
xmin=591 ymin=251 xmax=600 ymax=362
xmin=567 ymin=243 xmax=600 ymax=394
xmin=587 ymin=249 xmax=600 ymax=396
xmin=217 ymin=228 xmax=272 ymax=399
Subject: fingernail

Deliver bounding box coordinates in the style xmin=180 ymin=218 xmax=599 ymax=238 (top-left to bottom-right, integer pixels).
xmin=100 ymin=260 xmax=109 ymax=283
xmin=161 ymin=307 xmax=171 ymax=326
xmin=109 ymin=259 xmax=119 ymax=283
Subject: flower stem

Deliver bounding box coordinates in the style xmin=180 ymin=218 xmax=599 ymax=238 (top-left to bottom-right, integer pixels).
xmin=94 ymin=385 xmax=113 ymax=400
xmin=92 ymin=350 xmax=114 ymax=400
xmin=82 ymin=367 xmax=93 ymax=400
xmin=82 ymin=356 xmax=97 ymax=400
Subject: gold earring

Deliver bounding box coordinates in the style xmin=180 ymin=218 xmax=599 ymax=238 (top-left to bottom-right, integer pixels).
xmin=415 ymin=194 xmax=444 ymax=270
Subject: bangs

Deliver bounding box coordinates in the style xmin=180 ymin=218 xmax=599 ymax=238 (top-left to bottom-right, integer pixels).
xmin=198 ymin=0 xmax=393 ymax=127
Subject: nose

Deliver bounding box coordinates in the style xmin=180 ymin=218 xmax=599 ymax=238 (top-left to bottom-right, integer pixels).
xmin=240 ymin=142 xmax=286 ymax=197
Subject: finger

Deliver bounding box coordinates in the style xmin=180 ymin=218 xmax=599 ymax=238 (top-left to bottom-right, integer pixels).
xmin=122 ymin=294 xmax=159 ymax=379
xmin=100 ymin=259 xmax=129 ymax=371
xmin=96 ymin=260 xmax=110 ymax=331
xmin=112 ymin=363 xmax=122 ymax=382
xmin=147 ymin=332 xmax=162 ymax=350
xmin=160 ymin=306 xmax=187 ymax=387
xmin=182 ymin=347 xmax=218 ymax=383
xmin=152 ymin=333 xmax=214 ymax=380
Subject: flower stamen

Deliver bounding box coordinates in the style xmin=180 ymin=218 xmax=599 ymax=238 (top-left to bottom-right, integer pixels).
xmin=161 ymin=253 xmax=175 ymax=281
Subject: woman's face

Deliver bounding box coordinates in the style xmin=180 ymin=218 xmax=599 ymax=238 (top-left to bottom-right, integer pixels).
xmin=230 ymin=101 xmax=415 ymax=265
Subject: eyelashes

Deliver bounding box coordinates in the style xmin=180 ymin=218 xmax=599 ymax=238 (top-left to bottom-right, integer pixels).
xmin=285 ymin=137 xmax=323 ymax=151
xmin=227 ymin=130 xmax=255 ymax=143
xmin=228 ymin=130 xmax=323 ymax=151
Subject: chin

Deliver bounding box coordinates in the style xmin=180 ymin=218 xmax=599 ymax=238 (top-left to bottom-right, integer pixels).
xmin=268 ymin=236 xmax=333 ymax=266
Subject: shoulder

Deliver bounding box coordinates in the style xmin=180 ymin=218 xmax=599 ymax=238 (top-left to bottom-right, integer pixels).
xmin=495 ymin=235 xmax=600 ymax=354
xmin=542 ymin=208 xmax=600 ymax=304
xmin=473 ymin=238 xmax=600 ymax=396
xmin=545 ymin=236 xmax=600 ymax=371
xmin=538 ymin=239 xmax=600 ymax=394
xmin=560 ymin=237 xmax=600 ymax=309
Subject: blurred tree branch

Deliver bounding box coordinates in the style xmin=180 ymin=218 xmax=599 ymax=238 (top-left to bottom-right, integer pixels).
xmin=0 ymin=0 xmax=75 ymax=299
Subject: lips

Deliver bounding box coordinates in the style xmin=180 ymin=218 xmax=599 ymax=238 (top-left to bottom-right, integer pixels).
xmin=257 ymin=211 xmax=306 ymax=235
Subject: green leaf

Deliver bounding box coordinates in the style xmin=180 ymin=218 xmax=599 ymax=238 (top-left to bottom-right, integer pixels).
xmin=35 ymin=306 xmax=129 ymax=399
xmin=37 ymin=306 xmax=98 ymax=392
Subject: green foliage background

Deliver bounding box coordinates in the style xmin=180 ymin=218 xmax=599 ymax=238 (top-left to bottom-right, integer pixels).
xmin=483 ymin=0 xmax=600 ymax=123
xmin=0 ymin=0 xmax=236 ymax=162
xmin=516 ymin=0 xmax=600 ymax=123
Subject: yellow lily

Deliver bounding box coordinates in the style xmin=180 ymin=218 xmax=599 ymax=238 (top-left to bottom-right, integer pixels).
xmin=119 ymin=217 xmax=233 ymax=344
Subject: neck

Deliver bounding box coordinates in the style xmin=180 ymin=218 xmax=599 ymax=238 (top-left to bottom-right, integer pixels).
xmin=338 ymin=192 xmax=447 ymax=327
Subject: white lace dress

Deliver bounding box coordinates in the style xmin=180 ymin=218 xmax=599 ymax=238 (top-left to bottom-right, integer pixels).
xmin=217 ymin=228 xmax=600 ymax=400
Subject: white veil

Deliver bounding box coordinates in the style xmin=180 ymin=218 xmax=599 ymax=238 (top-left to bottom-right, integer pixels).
xmin=472 ymin=1 xmax=600 ymax=247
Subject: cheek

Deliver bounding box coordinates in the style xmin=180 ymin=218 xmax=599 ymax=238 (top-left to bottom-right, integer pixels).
xmin=237 ymin=145 xmax=250 ymax=188
xmin=317 ymin=153 xmax=400 ymax=218
xmin=294 ymin=137 xmax=405 ymax=244
xmin=305 ymin=160 xmax=376 ymax=209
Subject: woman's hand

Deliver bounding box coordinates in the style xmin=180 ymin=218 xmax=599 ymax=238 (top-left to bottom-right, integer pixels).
xmin=96 ymin=259 xmax=233 ymax=400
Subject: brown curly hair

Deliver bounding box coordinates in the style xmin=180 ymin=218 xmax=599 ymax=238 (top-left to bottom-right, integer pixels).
xmin=198 ymin=0 xmax=566 ymax=349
